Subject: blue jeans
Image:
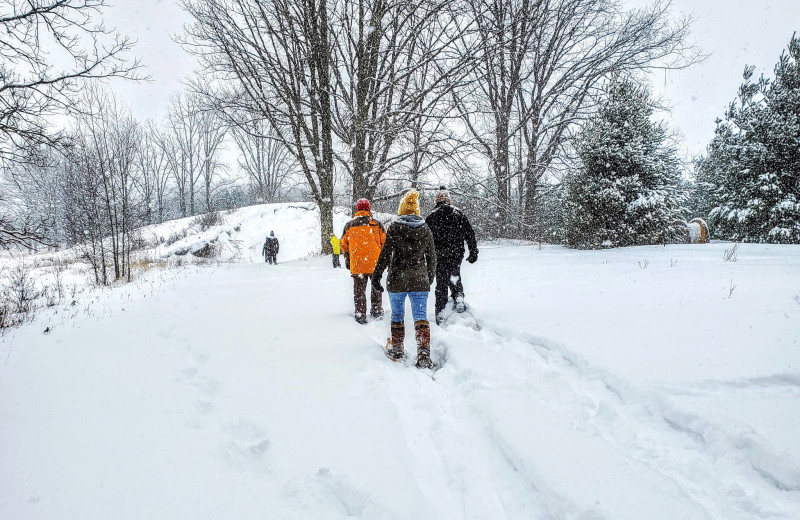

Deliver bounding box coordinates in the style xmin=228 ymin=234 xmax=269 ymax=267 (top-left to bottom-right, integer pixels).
xmin=388 ymin=291 xmax=429 ymax=322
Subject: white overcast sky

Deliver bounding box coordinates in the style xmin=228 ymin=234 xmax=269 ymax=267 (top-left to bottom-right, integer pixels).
xmin=103 ymin=0 xmax=800 ymax=160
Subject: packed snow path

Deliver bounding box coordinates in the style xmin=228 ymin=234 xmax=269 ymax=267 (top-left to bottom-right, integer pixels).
xmin=2 ymin=245 xmax=799 ymax=519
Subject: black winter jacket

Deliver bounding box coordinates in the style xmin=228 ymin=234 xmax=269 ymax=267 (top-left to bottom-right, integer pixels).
xmin=424 ymin=203 xmax=477 ymax=259
xmin=372 ymin=215 xmax=436 ymax=293
xmin=263 ymin=237 xmax=279 ymax=255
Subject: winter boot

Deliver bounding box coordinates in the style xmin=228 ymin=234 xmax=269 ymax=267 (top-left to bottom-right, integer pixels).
xmin=454 ymin=296 xmax=466 ymax=313
xmin=414 ymin=320 xmax=436 ymax=369
xmin=385 ymin=321 xmax=406 ymax=361
xmin=354 ymin=312 xmax=367 ymax=325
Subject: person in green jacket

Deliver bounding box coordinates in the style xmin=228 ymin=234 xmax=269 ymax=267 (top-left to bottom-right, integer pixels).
xmin=330 ymin=235 xmax=341 ymax=268
xmin=372 ymin=190 xmax=437 ymax=369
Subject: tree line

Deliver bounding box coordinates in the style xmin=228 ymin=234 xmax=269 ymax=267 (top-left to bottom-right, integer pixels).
xmin=1 ymin=0 xmax=797 ymax=277
xmin=562 ymin=32 xmax=800 ymax=248
xmin=177 ymin=0 xmax=695 ymax=246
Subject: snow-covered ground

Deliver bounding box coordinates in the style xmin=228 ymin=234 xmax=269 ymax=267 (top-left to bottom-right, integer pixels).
xmin=1 ymin=204 xmax=799 ymax=519
xmin=136 ymin=202 xmax=356 ymax=263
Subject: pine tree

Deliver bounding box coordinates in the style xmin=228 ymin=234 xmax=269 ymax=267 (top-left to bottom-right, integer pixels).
xmin=565 ymin=79 xmax=686 ymax=249
xmin=698 ymin=34 xmax=800 ymax=243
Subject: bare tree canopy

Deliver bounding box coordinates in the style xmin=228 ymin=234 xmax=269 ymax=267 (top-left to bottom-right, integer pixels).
xmin=228 ymin=115 xmax=298 ymax=204
xmin=0 ymin=0 xmax=143 ymax=251
xmin=180 ymin=0 xmax=337 ymax=252
xmin=455 ymin=0 xmax=698 ymax=235
xmin=0 ymin=0 xmax=144 ymax=164
xmin=66 ymin=86 xmax=141 ymax=283
xmin=330 ymin=0 xmax=474 ymax=200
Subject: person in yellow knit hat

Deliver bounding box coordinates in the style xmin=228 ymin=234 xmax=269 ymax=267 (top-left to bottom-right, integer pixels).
xmin=330 ymin=234 xmax=341 ymax=268
xmin=372 ymin=190 xmax=438 ymax=369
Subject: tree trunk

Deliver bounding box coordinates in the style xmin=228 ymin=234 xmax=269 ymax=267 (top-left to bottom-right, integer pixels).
xmin=316 ymin=0 xmax=335 ymax=254
xmin=494 ymin=122 xmax=510 ymax=234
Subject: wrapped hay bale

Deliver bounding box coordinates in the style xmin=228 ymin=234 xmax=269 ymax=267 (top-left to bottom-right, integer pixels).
xmin=687 ymin=218 xmax=710 ymax=244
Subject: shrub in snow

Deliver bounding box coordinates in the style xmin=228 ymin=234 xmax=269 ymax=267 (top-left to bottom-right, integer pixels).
xmin=7 ymin=262 xmax=39 ymax=314
xmin=565 ymin=78 xmax=686 ymax=249
xmin=194 ymin=210 xmax=225 ymax=232
xmin=0 ymin=264 xmax=38 ymax=330
xmin=696 ymin=34 xmax=800 ymax=243
xmin=192 ymin=243 xmax=218 ymax=258
xmin=723 ymin=243 xmax=740 ymax=263
xmin=165 ymin=229 xmax=189 ymax=246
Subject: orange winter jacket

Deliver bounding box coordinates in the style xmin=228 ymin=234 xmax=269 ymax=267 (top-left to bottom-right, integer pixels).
xmin=340 ymin=210 xmax=386 ymax=275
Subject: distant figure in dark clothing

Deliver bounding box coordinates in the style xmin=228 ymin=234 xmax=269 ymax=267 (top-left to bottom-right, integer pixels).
xmin=262 ymin=231 xmax=280 ymax=264
xmin=424 ymin=187 xmax=478 ymax=323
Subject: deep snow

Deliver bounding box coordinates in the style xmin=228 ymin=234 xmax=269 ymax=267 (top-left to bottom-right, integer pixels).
xmin=1 ymin=203 xmax=799 ymax=519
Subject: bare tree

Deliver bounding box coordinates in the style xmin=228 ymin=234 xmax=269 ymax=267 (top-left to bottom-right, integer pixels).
xmin=0 ymin=0 xmax=143 ymax=164
xmin=197 ymin=108 xmax=227 ymax=212
xmin=330 ymin=0 xmax=474 ymax=201
xmin=229 ymin=116 xmax=297 ymax=203
xmin=0 ymin=193 xmax=51 ymax=250
xmin=0 ymin=0 xmax=143 ymax=250
xmin=135 ymin=121 xmax=172 ymax=224
xmin=62 ymin=132 xmax=110 ymax=284
xmin=69 ymin=86 xmax=141 ymax=283
xmin=455 ymin=0 xmax=697 ymax=236
xmin=0 ymin=147 xmax=64 ymax=250
xmin=164 ymin=92 xmax=204 ymax=217
xmin=180 ymin=0 xmax=337 ymax=252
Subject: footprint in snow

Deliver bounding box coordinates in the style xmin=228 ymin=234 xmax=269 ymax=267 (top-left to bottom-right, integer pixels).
xmin=187 ymin=375 xmax=219 ymax=396
xmin=223 ymin=421 xmax=271 ymax=471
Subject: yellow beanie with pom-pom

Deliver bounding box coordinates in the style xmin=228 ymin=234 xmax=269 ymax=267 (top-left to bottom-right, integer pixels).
xmin=398 ymin=190 xmax=420 ymax=216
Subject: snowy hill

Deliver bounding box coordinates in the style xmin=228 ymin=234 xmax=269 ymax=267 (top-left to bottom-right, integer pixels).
xmin=1 ymin=205 xmax=799 ymax=519
xmin=137 ymin=202 xmax=358 ymax=263
xmin=0 ymin=202 xmax=387 ymax=301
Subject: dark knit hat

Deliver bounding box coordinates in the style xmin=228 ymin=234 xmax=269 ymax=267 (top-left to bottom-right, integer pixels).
xmin=356 ymin=198 xmax=371 ymax=212
xmin=435 ymin=186 xmax=451 ymax=205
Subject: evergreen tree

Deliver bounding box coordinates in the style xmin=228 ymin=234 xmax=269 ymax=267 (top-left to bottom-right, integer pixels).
xmin=565 ymin=79 xmax=686 ymax=249
xmin=698 ymin=34 xmax=800 ymax=243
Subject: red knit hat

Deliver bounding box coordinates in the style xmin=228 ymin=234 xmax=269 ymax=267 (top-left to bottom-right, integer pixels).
xmin=356 ymin=198 xmax=370 ymax=211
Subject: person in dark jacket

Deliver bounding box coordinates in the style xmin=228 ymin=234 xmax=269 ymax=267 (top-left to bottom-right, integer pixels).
xmin=424 ymin=187 xmax=478 ymax=323
xmin=372 ymin=190 xmax=437 ymax=368
xmin=262 ymin=231 xmax=280 ymax=264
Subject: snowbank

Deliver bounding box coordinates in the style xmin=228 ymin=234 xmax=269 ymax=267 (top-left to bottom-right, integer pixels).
xmin=137 ymin=202 xmax=356 ymax=263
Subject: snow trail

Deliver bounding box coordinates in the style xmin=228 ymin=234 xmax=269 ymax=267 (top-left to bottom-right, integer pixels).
xmin=1 ymin=242 xmax=799 ymax=519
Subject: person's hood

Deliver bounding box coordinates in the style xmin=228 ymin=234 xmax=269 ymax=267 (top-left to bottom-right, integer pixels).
xmin=395 ymin=214 xmax=426 ymax=228
xmin=354 ymin=210 xmax=372 ymax=217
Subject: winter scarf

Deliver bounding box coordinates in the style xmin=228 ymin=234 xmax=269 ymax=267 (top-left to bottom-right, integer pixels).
xmin=396 ymin=215 xmax=426 ymax=228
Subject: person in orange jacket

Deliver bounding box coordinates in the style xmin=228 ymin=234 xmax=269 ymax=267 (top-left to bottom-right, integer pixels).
xmin=340 ymin=198 xmax=386 ymax=324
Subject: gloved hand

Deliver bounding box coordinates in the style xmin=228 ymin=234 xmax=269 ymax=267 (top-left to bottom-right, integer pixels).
xmin=344 ymin=254 xmax=350 ymax=270
xmin=372 ymin=277 xmax=384 ymax=293
xmin=466 ymin=250 xmax=478 ymax=264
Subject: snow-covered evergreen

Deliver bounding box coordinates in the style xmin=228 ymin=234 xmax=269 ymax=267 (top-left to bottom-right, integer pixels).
xmin=697 ymin=34 xmax=800 ymax=244
xmin=565 ymin=79 xmax=686 ymax=249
